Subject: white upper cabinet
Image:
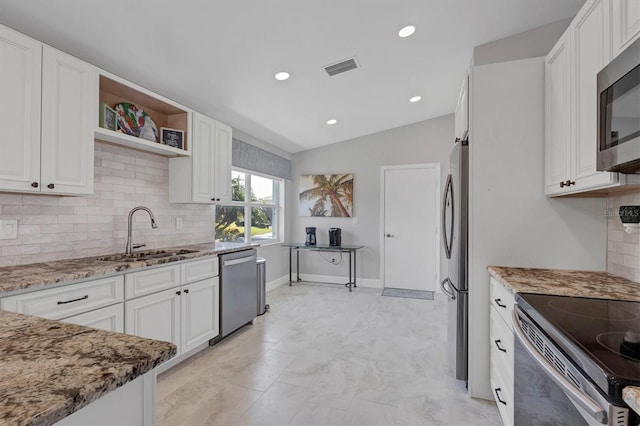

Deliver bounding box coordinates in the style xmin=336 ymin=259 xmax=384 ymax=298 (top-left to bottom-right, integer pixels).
xmin=611 ymin=0 xmax=640 ymax=58
xmin=41 ymin=46 xmax=97 ymax=195
xmin=0 ymin=25 xmax=42 ymax=193
xmin=545 ymin=0 xmax=637 ymax=196
xmin=454 ymin=74 xmax=469 ymax=142
xmin=169 ymin=112 xmax=232 ymax=204
xmin=0 ymin=25 xmax=96 ymax=196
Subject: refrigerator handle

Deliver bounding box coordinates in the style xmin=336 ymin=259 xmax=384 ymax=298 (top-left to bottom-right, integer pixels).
xmin=442 ymin=174 xmax=454 ymax=259
xmin=440 ymin=277 xmax=456 ymax=300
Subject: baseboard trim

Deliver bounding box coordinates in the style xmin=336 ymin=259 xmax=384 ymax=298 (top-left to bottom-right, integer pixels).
xmin=297 ymin=274 xmax=382 ymax=289
xmin=266 ymin=275 xmax=289 ymax=292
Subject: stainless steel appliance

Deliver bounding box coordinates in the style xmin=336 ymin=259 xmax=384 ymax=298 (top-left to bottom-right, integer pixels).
xmin=597 ymin=37 xmax=640 ymax=174
xmin=513 ymin=293 xmax=639 ymax=425
xmin=218 ymin=249 xmax=258 ymax=339
xmin=441 ymin=139 xmax=469 ymax=382
xmin=305 ymin=227 xmax=316 ymax=246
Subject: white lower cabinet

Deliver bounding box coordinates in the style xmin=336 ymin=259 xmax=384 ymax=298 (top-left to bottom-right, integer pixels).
xmin=62 ymin=303 xmax=124 ymax=333
xmin=489 ymin=278 xmax=515 ymax=426
xmin=125 ymin=287 xmax=181 ymax=350
xmin=181 ymin=278 xmax=219 ymax=353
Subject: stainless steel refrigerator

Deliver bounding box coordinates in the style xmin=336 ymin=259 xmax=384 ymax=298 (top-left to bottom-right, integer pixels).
xmin=441 ymin=139 xmax=468 ymax=383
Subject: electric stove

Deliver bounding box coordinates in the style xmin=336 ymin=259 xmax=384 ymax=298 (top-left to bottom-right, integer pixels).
xmin=516 ymin=293 xmax=640 ymax=405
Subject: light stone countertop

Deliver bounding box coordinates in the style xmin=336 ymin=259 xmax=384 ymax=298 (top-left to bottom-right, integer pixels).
xmin=487 ymin=266 xmax=640 ymax=416
xmin=0 ymin=241 xmax=257 ymax=295
xmin=0 ymin=309 xmax=176 ymax=426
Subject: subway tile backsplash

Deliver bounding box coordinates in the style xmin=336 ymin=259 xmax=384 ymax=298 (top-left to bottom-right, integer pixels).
xmin=0 ymin=142 xmax=215 ymax=267
xmin=607 ymin=190 xmax=640 ymax=283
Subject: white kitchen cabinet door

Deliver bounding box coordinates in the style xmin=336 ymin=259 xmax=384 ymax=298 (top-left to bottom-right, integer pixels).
xmin=545 ymin=32 xmax=572 ymax=195
xmin=125 ymin=288 xmax=181 ymax=354
xmin=454 ymin=74 xmax=469 ymax=142
xmin=62 ymin=304 xmax=124 ymax=333
xmin=213 ymin=121 xmax=233 ymax=204
xmin=41 ymin=46 xmax=97 ymax=195
xmin=191 ymin=112 xmax=218 ymax=203
xmin=611 ymin=0 xmax=640 ymax=58
xmin=0 ymin=25 xmax=42 ymax=193
xmin=572 ymin=0 xmax=619 ymax=191
xmin=181 ymin=278 xmax=219 ymax=353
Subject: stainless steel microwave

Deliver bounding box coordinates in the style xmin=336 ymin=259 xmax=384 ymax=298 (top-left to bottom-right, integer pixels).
xmin=597 ymin=37 xmax=640 ymax=174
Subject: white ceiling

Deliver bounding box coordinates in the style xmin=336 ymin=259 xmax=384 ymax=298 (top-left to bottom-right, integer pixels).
xmin=0 ymin=0 xmax=584 ymax=153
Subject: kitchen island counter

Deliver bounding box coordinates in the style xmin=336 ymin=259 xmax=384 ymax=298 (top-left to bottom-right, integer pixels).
xmin=487 ymin=266 xmax=640 ymax=302
xmin=0 ymin=242 xmax=256 ymax=295
xmin=0 ymin=309 xmax=176 ymax=425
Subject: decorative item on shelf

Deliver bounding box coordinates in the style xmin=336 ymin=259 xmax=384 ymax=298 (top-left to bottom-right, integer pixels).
xmin=114 ymin=102 xmax=158 ymax=142
xmin=160 ymin=127 xmax=184 ymax=149
xmin=98 ymin=103 xmax=117 ymax=131
xmin=299 ymin=174 xmax=354 ymax=217
xmin=619 ymin=205 xmax=640 ymax=234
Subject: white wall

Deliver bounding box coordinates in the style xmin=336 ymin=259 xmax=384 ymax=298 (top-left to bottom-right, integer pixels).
xmin=467 ymin=57 xmax=607 ymax=400
xmin=289 ymin=115 xmax=453 ymax=288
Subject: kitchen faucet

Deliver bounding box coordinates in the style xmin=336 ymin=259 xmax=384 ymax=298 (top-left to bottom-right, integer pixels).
xmin=126 ymin=206 xmax=158 ymax=255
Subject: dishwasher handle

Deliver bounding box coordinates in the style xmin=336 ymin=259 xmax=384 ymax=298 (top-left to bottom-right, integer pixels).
xmin=223 ymin=255 xmax=257 ymax=267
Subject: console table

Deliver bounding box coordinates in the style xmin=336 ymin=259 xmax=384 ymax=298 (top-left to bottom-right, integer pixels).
xmin=282 ymin=244 xmax=364 ymax=291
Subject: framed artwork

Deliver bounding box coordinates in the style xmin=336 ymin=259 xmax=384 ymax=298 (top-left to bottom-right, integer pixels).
xmin=98 ymin=104 xmax=117 ymax=131
xmin=160 ymin=127 xmax=184 ymax=149
xmin=299 ymin=174 xmax=353 ymax=217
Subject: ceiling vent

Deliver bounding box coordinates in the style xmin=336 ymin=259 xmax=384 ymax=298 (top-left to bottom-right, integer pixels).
xmin=324 ymin=57 xmax=359 ymax=77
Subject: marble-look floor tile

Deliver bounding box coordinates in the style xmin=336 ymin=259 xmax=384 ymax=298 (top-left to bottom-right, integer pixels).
xmin=156 ymin=283 xmax=500 ymax=426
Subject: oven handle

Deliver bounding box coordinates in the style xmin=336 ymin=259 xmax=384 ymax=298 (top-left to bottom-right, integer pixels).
xmin=511 ymin=310 xmax=608 ymax=425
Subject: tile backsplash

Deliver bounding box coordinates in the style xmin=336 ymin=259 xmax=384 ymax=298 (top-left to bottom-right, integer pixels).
xmin=0 ymin=142 xmax=215 ymax=267
xmin=607 ymin=190 xmax=640 ymax=283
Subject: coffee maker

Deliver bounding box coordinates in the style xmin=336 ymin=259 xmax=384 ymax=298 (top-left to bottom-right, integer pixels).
xmin=305 ymin=227 xmax=316 ymax=246
xmin=328 ymin=228 xmax=341 ymax=246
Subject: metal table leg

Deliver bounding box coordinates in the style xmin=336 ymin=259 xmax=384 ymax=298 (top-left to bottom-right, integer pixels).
xmin=289 ymin=247 xmax=292 ymax=286
xmin=296 ymin=249 xmax=300 ymax=282
xmin=348 ymin=250 xmax=352 ymax=291
xmin=353 ymin=249 xmax=357 ymax=288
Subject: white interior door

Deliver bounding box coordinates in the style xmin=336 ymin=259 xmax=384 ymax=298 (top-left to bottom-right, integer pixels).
xmin=382 ymin=164 xmax=439 ymax=291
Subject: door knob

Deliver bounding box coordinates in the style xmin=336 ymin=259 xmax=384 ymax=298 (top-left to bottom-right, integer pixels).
xmin=385 ymin=233 xmax=394 ymax=238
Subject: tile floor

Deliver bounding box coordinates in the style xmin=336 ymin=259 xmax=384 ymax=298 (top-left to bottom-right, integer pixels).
xmin=156 ymin=283 xmax=499 ymax=425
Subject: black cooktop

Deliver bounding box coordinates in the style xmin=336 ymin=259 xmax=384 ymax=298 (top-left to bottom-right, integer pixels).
xmin=516 ymin=293 xmax=640 ymax=399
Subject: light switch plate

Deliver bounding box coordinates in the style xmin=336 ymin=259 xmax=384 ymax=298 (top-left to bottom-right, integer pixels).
xmin=175 ymin=217 xmax=183 ymax=230
xmin=0 ymin=220 xmax=18 ymax=240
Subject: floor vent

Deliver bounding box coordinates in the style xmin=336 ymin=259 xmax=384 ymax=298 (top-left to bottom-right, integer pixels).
xmin=324 ymin=57 xmax=359 ymax=76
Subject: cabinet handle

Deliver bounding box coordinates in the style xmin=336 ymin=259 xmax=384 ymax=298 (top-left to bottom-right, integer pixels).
xmin=31 ymin=182 xmax=39 ymax=188
xmin=57 ymin=295 xmax=88 ymax=305
xmin=494 ymin=298 xmax=507 ymax=308
xmin=494 ymin=339 xmax=507 ymax=353
xmin=211 ymin=197 xmax=221 ymax=202
xmin=176 ymin=291 xmax=181 ymax=295
xmin=560 ymin=181 xmax=566 ymax=188
xmin=568 ymin=180 xmax=575 ymax=186
xmin=184 ymin=289 xmax=189 ymax=294
xmin=47 ymin=183 xmax=55 ymax=189
xmin=494 ymin=388 xmax=507 ymax=405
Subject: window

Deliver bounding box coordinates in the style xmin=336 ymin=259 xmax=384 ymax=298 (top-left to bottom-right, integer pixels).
xmin=215 ymin=169 xmax=283 ymax=244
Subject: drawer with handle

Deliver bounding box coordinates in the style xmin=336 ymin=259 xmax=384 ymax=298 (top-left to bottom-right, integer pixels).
xmin=0 ymin=275 xmax=124 ymax=320
xmin=125 ymin=264 xmax=180 ymax=299
xmin=181 ymin=256 xmax=218 ymax=284
xmin=489 ymin=277 xmax=515 ymax=327
xmin=490 ymin=356 xmax=514 ymax=426
xmin=490 ymin=306 xmax=515 ymax=384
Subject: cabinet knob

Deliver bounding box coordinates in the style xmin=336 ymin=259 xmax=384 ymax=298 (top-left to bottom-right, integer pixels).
xmin=176 ymin=291 xmax=181 ymax=296
xmin=47 ymin=183 xmax=55 ymax=189
xmin=184 ymin=289 xmax=189 ymax=294
xmin=31 ymin=182 xmax=39 ymax=188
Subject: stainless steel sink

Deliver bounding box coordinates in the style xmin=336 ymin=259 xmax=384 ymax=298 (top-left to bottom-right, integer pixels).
xmin=96 ymin=249 xmax=199 ymax=262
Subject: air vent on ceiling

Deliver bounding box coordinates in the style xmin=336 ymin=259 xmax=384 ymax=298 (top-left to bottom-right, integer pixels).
xmin=324 ymin=57 xmax=359 ymax=77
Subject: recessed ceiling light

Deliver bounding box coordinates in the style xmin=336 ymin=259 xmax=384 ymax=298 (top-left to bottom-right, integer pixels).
xmin=409 ymin=96 xmax=422 ymax=103
xmin=327 ymin=119 xmax=338 ymax=125
xmin=274 ymin=71 xmax=290 ymax=81
xmin=398 ymin=25 xmax=416 ymax=38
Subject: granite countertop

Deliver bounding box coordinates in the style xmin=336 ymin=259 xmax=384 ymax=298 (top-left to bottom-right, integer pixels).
xmin=487 ymin=266 xmax=640 ymax=415
xmin=487 ymin=266 xmax=640 ymax=302
xmin=0 ymin=241 xmax=257 ymax=295
xmin=0 ymin=310 xmax=176 ymax=426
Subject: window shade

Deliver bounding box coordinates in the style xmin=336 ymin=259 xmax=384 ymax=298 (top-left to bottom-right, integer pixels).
xmin=232 ymin=138 xmax=291 ymax=180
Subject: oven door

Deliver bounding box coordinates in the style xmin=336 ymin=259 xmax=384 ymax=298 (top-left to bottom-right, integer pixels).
xmin=512 ymin=308 xmax=630 ymax=426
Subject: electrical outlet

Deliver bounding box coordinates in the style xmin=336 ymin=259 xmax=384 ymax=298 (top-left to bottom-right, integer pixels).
xmin=175 ymin=217 xmax=183 ymax=230
xmin=331 ymin=257 xmax=336 ymax=263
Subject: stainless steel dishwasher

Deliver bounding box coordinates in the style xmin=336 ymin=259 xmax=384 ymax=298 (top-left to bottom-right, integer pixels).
xmin=218 ymin=249 xmax=258 ymax=340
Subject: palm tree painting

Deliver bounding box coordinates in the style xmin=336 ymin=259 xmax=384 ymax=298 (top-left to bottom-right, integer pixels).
xmin=299 ymin=174 xmax=354 ymax=217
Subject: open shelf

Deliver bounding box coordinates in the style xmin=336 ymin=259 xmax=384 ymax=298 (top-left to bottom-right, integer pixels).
xmin=96 ymin=74 xmax=191 ymax=157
